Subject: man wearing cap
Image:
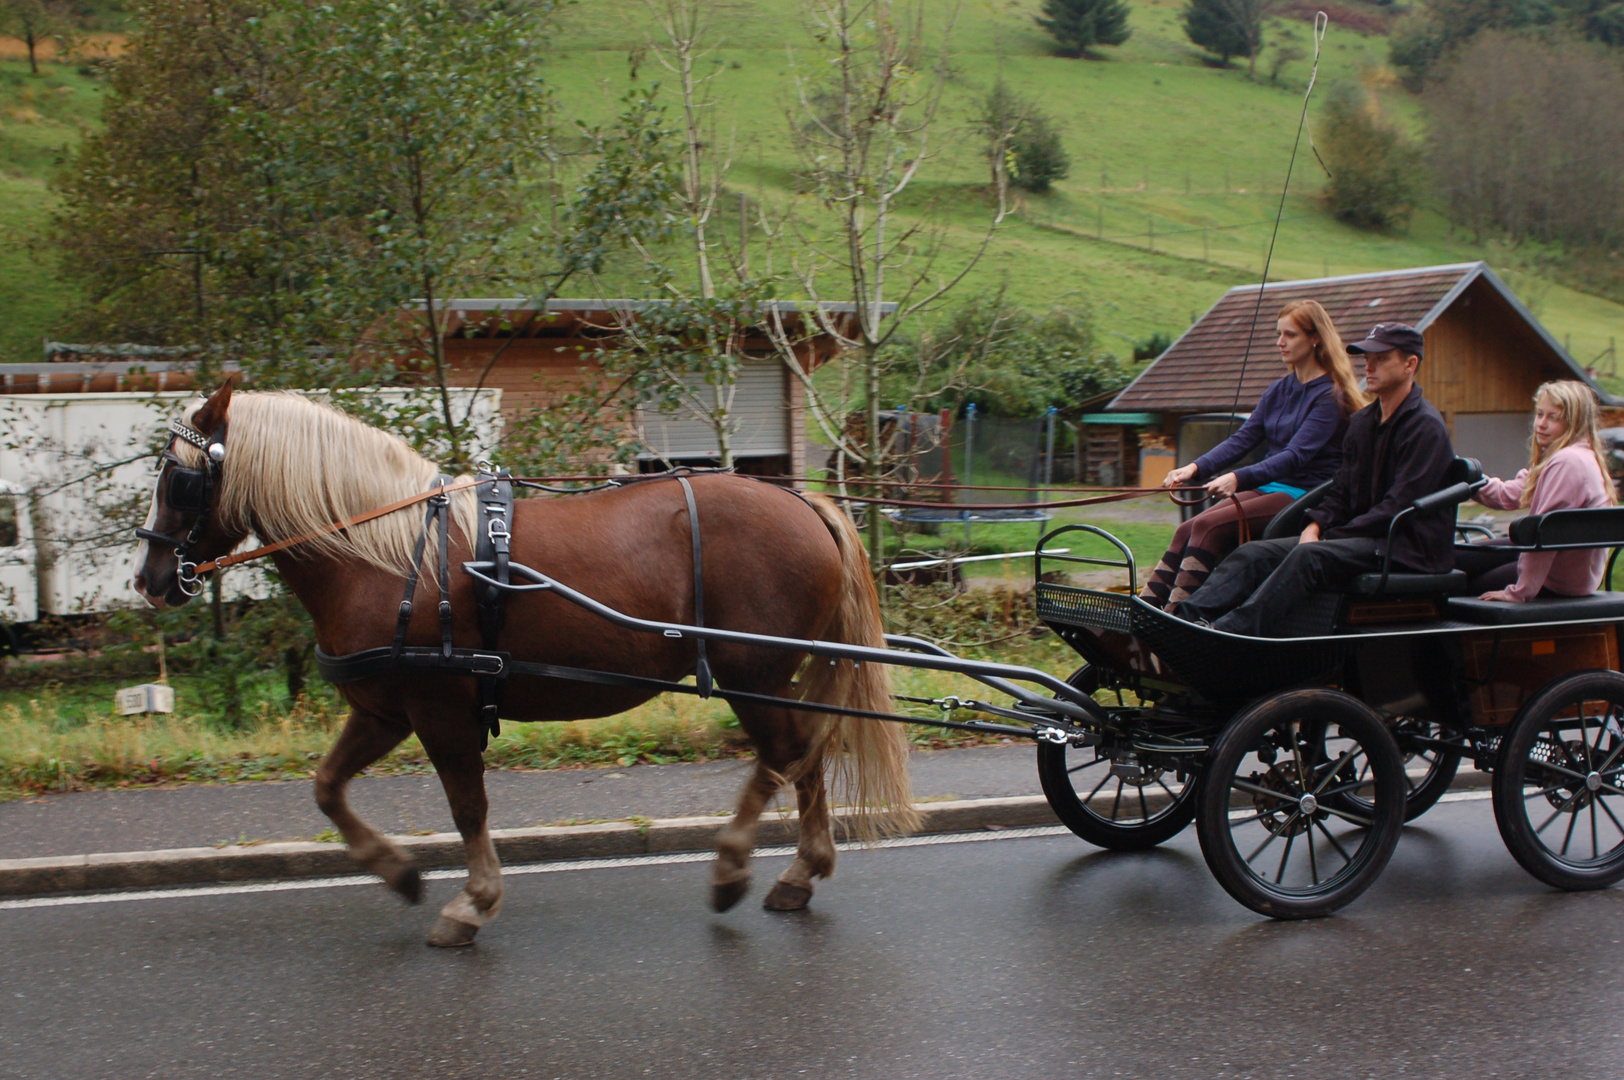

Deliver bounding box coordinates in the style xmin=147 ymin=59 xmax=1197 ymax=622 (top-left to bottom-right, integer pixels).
xmin=1176 ymin=322 xmax=1457 ymax=637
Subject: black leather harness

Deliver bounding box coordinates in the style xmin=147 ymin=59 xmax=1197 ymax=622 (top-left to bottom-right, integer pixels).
xmin=315 ymin=467 xmax=718 ymax=748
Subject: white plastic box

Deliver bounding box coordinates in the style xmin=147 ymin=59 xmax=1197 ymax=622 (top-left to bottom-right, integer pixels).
xmin=115 ymin=684 xmax=175 ymax=715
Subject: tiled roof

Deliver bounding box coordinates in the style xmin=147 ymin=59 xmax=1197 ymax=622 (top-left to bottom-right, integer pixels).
xmin=1108 ymin=264 xmax=1480 ymax=413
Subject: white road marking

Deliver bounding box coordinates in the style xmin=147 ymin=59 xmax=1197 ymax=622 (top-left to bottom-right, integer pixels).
xmin=0 ymin=825 xmax=1073 ymax=912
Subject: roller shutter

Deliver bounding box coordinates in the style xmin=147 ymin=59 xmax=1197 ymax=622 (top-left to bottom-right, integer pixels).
xmin=637 ymin=360 xmax=789 ymax=460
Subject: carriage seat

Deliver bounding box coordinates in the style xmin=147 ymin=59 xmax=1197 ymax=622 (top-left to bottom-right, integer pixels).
xmin=1447 ymin=592 xmax=1624 ymax=625
xmin=1345 ymin=569 xmax=1471 ymax=597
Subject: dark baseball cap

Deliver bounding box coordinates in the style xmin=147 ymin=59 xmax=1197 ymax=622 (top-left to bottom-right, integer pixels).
xmin=1347 ymin=322 xmax=1424 ymax=359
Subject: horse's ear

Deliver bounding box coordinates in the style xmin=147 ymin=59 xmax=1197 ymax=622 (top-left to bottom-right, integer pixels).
xmin=192 ymin=376 xmax=235 ymax=433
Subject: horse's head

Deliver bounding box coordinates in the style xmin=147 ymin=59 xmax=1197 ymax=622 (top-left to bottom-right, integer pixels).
xmin=133 ymin=379 xmax=250 ymax=607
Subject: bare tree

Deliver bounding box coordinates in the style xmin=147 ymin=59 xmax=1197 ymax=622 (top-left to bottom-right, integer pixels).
xmin=772 ymin=0 xmax=1012 ymax=568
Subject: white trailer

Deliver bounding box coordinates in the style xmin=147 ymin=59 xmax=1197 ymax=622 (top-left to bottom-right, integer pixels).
xmin=0 ymin=388 xmax=501 ymax=625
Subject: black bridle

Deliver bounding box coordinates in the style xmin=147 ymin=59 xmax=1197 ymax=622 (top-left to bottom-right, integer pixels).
xmin=134 ymin=417 xmax=227 ymax=597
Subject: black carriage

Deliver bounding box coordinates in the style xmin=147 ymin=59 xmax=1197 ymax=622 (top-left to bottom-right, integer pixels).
xmin=1030 ymin=458 xmax=1624 ymax=918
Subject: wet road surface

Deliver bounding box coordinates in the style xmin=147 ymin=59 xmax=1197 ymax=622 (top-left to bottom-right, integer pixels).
xmin=2 ymin=792 xmax=1621 ymax=1080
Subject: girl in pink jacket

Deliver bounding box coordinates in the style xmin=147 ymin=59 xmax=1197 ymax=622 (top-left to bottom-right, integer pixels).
xmin=1457 ymin=380 xmax=1618 ymax=601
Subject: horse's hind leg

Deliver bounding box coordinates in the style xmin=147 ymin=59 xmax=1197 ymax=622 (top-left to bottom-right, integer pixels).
xmin=763 ymin=754 xmax=837 ymax=912
xmin=412 ymin=717 xmax=503 ymax=948
xmin=712 ymin=758 xmax=782 ymax=912
xmin=314 ymin=708 xmax=422 ymax=903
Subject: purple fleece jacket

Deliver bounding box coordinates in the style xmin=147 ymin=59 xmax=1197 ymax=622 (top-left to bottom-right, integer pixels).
xmin=1194 ymin=373 xmax=1347 ymax=490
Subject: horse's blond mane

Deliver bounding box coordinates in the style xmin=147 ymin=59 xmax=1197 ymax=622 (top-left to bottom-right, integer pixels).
xmin=179 ymin=391 xmax=476 ymax=580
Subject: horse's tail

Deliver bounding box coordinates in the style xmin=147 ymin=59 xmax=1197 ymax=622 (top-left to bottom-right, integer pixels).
xmin=796 ymin=493 xmax=919 ymax=841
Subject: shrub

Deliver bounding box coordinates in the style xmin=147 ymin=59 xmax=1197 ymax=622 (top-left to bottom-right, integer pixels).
xmin=1318 ymin=82 xmax=1422 ymax=231
xmin=1035 ymin=0 xmax=1132 ymax=57
xmin=972 ymin=81 xmax=1072 ymax=193
xmin=1011 ymin=114 xmax=1071 ymax=193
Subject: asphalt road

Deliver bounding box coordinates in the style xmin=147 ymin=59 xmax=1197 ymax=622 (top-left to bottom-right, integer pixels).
xmin=3 ymin=792 xmax=1622 ymax=1080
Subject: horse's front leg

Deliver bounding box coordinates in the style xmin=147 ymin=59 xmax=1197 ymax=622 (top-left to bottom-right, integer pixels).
xmin=763 ymin=756 xmax=836 ymax=912
xmin=314 ymin=707 xmax=422 ymax=903
xmin=413 ymin=714 xmax=503 ymax=948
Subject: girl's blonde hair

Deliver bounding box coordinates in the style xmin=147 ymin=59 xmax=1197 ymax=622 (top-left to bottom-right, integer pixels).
xmin=1521 ymin=379 xmax=1618 ymax=508
xmin=1277 ymin=299 xmax=1370 ymax=414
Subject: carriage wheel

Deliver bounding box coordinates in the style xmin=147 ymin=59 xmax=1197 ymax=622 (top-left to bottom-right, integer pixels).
xmin=1037 ymin=665 xmax=1198 ymax=851
xmin=1492 ymin=670 xmax=1624 ymax=891
xmin=1195 ymin=689 xmax=1406 ymax=919
xmin=1319 ymin=717 xmax=1462 ymax=824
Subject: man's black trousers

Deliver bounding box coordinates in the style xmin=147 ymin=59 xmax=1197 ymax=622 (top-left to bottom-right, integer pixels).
xmin=1173 ymin=537 xmax=1386 ymax=637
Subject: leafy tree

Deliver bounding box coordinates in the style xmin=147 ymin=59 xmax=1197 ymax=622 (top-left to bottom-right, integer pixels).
xmin=0 ymin=0 xmax=79 ymax=75
xmin=1426 ymin=31 xmax=1624 ymax=251
xmin=1388 ymin=0 xmax=1559 ymax=85
xmin=1182 ymin=0 xmax=1267 ymax=75
xmin=56 ymin=0 xmax=677 ymax=470
xmin=1317 ymin=82 xmax=1421 ymax=231
xmin=1034 ymin=0 xmax=1132 ymax=57
xmin=898 ymin=295 xmax=1126 ymax=418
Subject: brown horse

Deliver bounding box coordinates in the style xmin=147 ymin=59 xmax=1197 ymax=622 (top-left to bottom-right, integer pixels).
xmin=133 ymin=382 xmax=916 ymax=946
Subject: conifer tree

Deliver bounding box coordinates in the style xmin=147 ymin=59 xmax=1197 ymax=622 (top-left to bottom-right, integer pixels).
xmin=1182 ymin=0 xmax=1266 ymax=74
xmin=1035 ymin=0 xmax=1132 ymax=57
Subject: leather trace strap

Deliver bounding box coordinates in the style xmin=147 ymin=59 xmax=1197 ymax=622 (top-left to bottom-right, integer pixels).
xmin=676 ymin=476 xmax=713 ymax=699
xmin=473 ymin=467 xmax=514 ymax=740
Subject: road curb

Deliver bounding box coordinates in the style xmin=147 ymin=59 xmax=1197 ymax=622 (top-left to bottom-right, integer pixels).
xmin=0 ymin=768 xmax=1495 ymax=899
xmin=0 ymin=794 xmax=1062 ymax=898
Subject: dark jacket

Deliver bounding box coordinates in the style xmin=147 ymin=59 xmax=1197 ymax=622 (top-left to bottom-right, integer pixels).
xmin=1305 ymin=383 xmax=1457 ymax=574
xmin=1194 ymin=373 xmax=1348 ymax=491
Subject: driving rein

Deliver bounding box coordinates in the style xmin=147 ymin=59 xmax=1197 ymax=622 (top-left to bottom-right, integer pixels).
xmin=136 ymin=417 xmax=1224 ymax=746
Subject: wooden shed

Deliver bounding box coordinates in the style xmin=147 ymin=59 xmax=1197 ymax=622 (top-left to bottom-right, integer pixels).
xmin=1105 ymin=263 xmax=1615 ymax=480
xmin=418 ymin=299 xmax=888 ymax=479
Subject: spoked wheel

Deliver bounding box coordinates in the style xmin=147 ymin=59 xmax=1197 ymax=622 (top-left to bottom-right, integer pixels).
xmin=1493 ymin=670 xmax=1624 ymax=891
xmin=1196 ymin=689 xmax=1406 ymax=919
xmin=1318 ymin=717 xmax=1463 ymax=824
xmin=1037 ymin=665 xmax=1199 ymax=851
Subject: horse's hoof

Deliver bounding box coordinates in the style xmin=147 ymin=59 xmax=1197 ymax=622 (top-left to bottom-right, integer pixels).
xmin=711 ymin=879 xmax=750 ymax=912
xmin=392 ymin=866 xmax=424 ymax=905
xmin=763 ymin=882 xmax=813 ymax=911
xmin=426 ymin=916 xmax=480 ymax=948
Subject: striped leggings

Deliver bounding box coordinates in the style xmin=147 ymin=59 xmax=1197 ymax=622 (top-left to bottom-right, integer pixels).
xmin=1140 ymin=490 xmax=1296 ymax=611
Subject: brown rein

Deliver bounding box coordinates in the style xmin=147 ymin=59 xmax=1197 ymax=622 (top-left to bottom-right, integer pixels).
xmin=189 ymin=475 xmax=1219 ymax=576
xmin=191 ymin=476 xmax=484 ymax=577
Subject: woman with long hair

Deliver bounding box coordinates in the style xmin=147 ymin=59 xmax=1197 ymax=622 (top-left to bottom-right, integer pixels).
xmin=1142 ymin=299 xmax=1368 ymax=610
xmin=1456 ymin=380 xmax=1618 ymax=600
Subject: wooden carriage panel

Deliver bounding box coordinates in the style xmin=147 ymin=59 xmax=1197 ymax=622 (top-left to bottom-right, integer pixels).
xmin=1463 ymin=625 xmax=1621 ymax=726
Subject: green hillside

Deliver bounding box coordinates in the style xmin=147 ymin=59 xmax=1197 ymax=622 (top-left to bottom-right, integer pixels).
xmin=2 ymin=0 xmax=1621 ymax=387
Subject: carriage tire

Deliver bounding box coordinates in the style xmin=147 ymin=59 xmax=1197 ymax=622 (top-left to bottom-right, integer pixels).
xmin=1036 ymin=665 xmax=1199 ymax=851
xmin=1492 ymin=670 xmax=1624 ymax=892
xmin=1320 ymin=718 xmax=1462 ymax=824
xmin=1195 ymin=689 xmax=1406 ymax=920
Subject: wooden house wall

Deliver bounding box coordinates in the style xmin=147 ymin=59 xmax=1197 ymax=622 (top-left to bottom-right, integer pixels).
xmin=1420 ymin=278 xmax=1571 ymax=422
xmin=441 ymin=337 xmax=825 ymax=477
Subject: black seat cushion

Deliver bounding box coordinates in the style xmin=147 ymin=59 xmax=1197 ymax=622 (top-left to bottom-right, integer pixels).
xmin=1345 ymin=570 xmax=1471 ymax=597
xmin=1447 ymin=592 xmax=1624 ymax=625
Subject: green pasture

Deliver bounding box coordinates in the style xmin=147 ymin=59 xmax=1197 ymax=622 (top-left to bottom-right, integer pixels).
xmin=0 ymin=58 xmax=103 ymax=361
xmin=2 ymin=0 xmax=1622 ymax=380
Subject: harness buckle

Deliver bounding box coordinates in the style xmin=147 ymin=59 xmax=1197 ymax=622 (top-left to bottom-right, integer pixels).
xmin=471 ymin=653 xmax=505 ymax=675
xmin=176 ymin=560 xmax=204 ymax=597
xmin=487 ymin=518 xmax=510 ymax=541
xmin=398 ymin=600 xmax=413 ymax=619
